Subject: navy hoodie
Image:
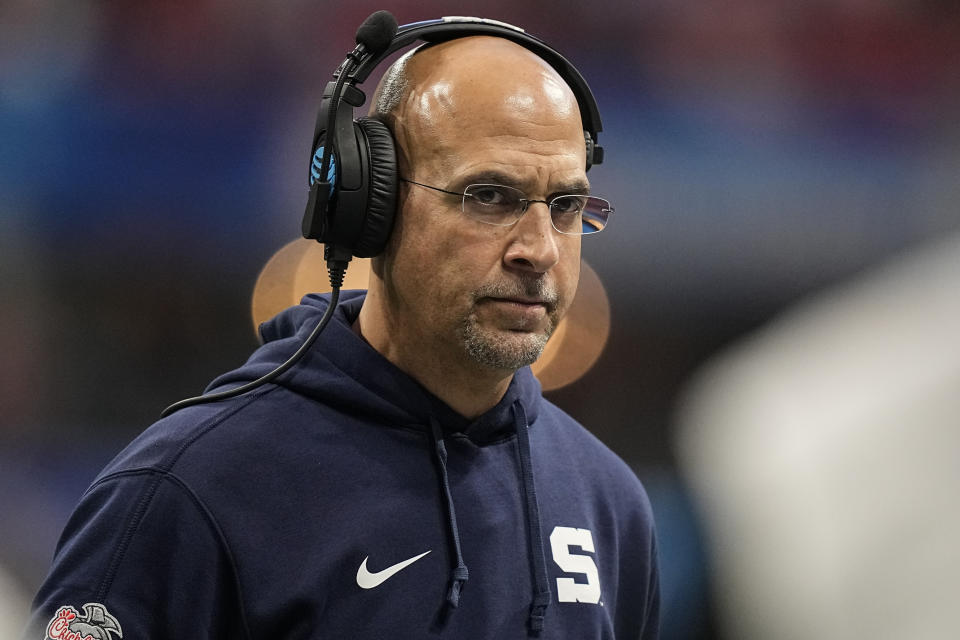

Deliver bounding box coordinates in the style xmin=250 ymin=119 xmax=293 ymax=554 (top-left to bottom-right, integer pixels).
xmin=27 ymin=292 xmax=659 ymax=639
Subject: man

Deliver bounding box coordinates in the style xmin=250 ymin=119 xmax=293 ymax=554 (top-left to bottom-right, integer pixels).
xmin=27 ymin=32 xmax=659 ymax=639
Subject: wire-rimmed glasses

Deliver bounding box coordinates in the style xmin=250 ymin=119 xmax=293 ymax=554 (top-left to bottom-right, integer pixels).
xmin=400 ymin=178 xmax=613 ymax=235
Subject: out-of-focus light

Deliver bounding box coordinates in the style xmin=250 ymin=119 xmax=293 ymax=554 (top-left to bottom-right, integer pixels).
xmin=531 ymin=258 xmax=610 ymax=391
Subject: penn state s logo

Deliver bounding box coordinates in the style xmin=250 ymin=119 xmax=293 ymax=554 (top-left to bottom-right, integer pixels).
xmin=549 ymin=526 xmax=602 ymax=604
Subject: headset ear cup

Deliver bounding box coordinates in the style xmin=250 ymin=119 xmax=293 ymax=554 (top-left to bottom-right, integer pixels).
xmin=353 ymin=117 xmax=397 ymax=257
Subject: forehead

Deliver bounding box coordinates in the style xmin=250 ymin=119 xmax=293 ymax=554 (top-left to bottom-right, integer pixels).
xmin=396 ymin=37 xmax=587 ymax=181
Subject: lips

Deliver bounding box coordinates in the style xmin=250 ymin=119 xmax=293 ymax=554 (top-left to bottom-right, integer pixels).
xmin=493 ymin=297 xmax=547 ymax=306
xmin=473 ymin=281 xmax=559 ymax=315
xmin=479 ymin=298 xmax=553 ymax=330
xmin=484 ymin=297 xmax=553 ymax=312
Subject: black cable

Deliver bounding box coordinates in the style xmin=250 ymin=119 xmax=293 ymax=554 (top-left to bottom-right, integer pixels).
xmin=318 ymin=46 xmax=364 ymax=184
xmin=159 ymin=261 xmax=348 ymax=418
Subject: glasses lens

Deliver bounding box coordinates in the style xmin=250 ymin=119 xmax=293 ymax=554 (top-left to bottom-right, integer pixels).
xmin=551 ymin=195 xmax=613 ymax=235
xmin=581 ymin=197 xmax=613 ymax=234
xmin=462 ymin=184 xmax=524 ymax=225
xmin=547 ymin=195 xmax=584 ymax=234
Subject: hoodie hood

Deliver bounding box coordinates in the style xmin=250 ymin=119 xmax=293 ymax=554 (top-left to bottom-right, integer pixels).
xmin=208 ymin=290 xmax=544 ymax=444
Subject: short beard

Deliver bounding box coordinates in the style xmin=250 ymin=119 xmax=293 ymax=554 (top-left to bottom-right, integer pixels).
xmin=458 ymin=278 xmax=560 ymax=371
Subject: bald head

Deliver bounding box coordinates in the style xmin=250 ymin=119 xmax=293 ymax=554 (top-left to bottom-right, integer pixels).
xmin=370 ymin=36 xmax=585 ymax=176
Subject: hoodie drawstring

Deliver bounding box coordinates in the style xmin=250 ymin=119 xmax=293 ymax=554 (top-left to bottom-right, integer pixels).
xmin=513 ymin=401 xmax=552 ymax=635
xmin=429 ymin=417 xmax=470 ymax=608
xmin=429 ymin=404 xmax=550 ymax=636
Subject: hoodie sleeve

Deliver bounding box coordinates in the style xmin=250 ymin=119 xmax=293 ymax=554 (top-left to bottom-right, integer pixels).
xmin=24 ymin=469 xmax=247 ymax=639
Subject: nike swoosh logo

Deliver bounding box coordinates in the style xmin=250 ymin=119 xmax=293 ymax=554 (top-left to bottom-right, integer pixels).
xmin=356 ymin=550 xmax=431 ymax=589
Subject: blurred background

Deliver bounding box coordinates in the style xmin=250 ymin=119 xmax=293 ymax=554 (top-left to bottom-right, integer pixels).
xmin=2 ymin=1 xmax=958 ymax=637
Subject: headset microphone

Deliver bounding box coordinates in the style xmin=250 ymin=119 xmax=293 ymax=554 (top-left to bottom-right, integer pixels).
xmin=355 ymin=10 xmax=399 ymax=53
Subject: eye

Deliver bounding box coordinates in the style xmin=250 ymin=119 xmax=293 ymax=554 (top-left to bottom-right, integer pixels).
xmin=466 ymin=185 xmax=518 ymax=207
xmin=551 ymin=195 xmax=586 ymax=215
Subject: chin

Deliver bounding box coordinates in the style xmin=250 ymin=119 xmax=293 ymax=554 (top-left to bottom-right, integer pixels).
xmin=459 ymin=322 xmax=550 ymax=371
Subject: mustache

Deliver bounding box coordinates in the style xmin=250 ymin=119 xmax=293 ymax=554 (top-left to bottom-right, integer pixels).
xmin=473 ymin=278 xmax=560 ymax=310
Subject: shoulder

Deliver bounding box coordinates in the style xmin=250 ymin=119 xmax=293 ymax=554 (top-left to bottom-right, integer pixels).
xmin=92 ymin=383 xmax=368 ymax=525
xmin=99 ymin=373 xmax=348 ymax=481
xmin=97 ymin=386 xmax=281 ymax=480
xmin=532 ymin=399 xmax=655 ymax=522
xmin=536 ymin=400 xmax=647 ymax=486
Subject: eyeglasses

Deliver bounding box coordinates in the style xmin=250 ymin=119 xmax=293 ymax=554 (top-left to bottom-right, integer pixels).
xmin=399 ymin=178 xmax=613 ymax=235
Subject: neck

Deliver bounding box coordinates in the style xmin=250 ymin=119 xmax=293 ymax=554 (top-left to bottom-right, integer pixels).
xmin=356 ymin=294 xmax=513 ymax=419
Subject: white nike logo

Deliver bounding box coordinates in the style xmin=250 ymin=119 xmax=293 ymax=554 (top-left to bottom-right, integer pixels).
xmin=356 ymin=550 xmax=431 ymax=589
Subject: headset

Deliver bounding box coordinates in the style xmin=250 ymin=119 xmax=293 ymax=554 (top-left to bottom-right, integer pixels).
xmin=302 ymin=10 xmax=604 ymax=263
xmin=161 ymin=11 xmax=604 ymax=418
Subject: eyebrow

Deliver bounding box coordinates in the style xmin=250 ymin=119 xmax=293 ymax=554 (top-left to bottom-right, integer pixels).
xmin=452 ymin=170 xmax=591 ymax=196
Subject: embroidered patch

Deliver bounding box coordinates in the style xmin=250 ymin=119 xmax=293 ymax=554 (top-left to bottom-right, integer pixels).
xmin=44 ymin=603 xmax=123 ymax=640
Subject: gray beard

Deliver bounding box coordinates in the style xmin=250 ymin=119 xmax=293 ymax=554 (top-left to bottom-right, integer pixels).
xmin=458 ymin=278 xmax=559 ymax=371
xmin=460 ymin=318 xmax=552 ymax=370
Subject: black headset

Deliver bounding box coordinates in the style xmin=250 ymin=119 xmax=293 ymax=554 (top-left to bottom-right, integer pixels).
xmin=161 ymin=12 xmax=604 ymax=418
xmin=301 ymin=11 xmax=605 ymax=262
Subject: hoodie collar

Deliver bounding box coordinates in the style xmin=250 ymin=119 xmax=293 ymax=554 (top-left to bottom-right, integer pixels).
xmin=250 ymin=291 xmax=543 ymax=445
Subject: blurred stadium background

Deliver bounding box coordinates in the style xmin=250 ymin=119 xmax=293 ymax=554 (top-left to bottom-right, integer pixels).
xmin=2 ymin=1 xmax=958 ymax=637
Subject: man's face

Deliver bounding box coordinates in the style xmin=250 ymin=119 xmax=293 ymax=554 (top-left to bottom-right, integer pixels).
xmin=380 ymin=38 xmax=587 ymax=374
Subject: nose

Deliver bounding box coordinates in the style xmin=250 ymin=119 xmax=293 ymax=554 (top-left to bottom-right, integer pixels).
xmin=503 ymin=202 xmax=562 ymax=273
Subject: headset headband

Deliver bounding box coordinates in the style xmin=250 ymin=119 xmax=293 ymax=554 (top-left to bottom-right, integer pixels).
xmin=345 ymin=17 xmax=603 ymax=145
